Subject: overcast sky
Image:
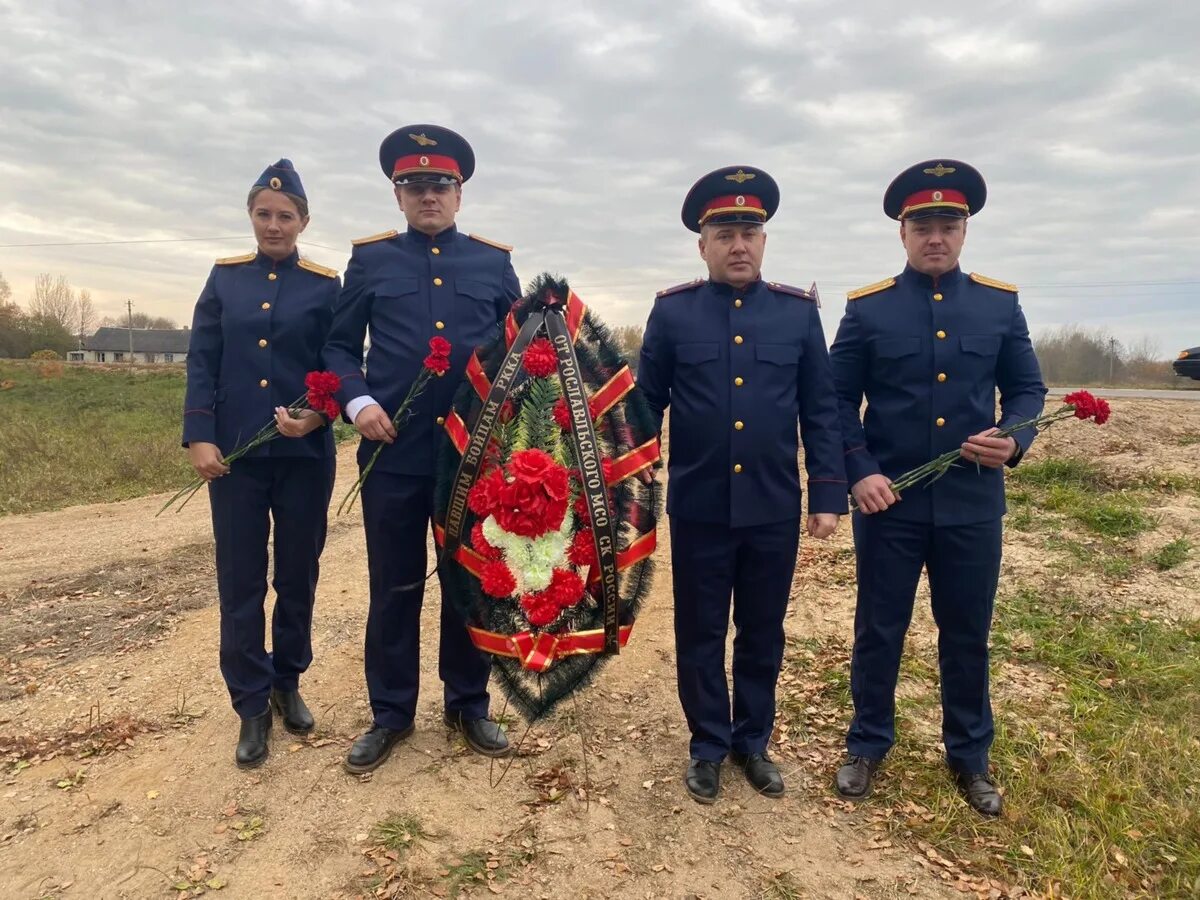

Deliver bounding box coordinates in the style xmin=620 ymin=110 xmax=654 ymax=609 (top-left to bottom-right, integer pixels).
xmin=2 ymin=0 xmax=1198 ymax=353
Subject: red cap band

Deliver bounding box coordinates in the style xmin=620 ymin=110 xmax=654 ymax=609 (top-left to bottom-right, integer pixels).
xmin=900 ymin=188 xmax=969 ymax=218
xmin=699 ymin=194 xmax=766 ymax=226
xmin=392 ymin=153 xmax=463 ymax=181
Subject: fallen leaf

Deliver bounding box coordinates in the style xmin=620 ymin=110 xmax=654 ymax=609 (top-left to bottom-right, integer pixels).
xmin=147 ymin=790 xmax=160 ymax=800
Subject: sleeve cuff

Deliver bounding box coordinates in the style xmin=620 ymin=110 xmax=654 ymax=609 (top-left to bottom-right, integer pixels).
xmin=844 ymin=448 xmax=882 ymax=486
xmin=346 ymin=395 xmax=380 ymax=425
xmin=182 ymin=411 xmax=215 ymax=447
xmin=807 ymin=481 xmax=849 ymax=515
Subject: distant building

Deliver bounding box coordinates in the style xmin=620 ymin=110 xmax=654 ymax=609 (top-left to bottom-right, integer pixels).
xmin=69 ymin=327 xmax=191 ymax=364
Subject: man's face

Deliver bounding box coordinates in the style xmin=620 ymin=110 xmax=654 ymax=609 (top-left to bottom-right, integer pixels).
xmin=698 ymin=223 xmax=766 ymax=288
xmin=900 ymin=215 xmax=967 ymax=277
xmin=395 ymin=182 xmax=462 ymax=235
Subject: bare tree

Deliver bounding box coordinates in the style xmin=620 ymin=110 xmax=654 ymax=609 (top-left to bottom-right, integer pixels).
xmin=77 ymin=289 xmax=96 ymax=347
xmin=28 ymin=273 xmax=77 ymax=331
xmin=0 ymin=272 xmax=11 ymax=305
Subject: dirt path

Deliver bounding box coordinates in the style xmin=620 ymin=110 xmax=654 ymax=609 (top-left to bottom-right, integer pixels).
xmin=2 ymin=398 xmax=1197 ymax=898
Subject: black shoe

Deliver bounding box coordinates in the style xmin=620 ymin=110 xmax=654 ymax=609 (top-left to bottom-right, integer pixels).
xmin=685 ymin=758 xmax=721 ymax=804
xmin=270 ymin=689 xmax=314 ymax=736
xmin=954 ymin=771 xmax=1003 ymax=817
xmin=344 ymin=724 xmax=414 ymax=774
xmin=235 ymin=708 xmax=272 ymax=769
xmin=835 ymin=754 xmax=881 ymax=799
xmin=730 ymin=751 xmax=784 ymax=798
xmin=443 ymin=711 xmax=511 ymax=757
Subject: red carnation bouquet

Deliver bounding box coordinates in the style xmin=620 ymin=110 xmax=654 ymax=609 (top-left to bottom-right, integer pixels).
xmin=858 ymin=389 xmax=1112 ymax=507
xmin=338 ymin=337 xmax=452 ymax=513
xmin=158 ymin=370 xmax=342 ymax=515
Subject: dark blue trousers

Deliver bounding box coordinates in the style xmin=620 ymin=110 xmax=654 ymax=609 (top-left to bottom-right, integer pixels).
xmin=846 ymin=512 xmax=1002 ymax=774
xmin=360 ymin=472 xmax=491 ymax=731
xmin=209 ymin=457 xmax=335 ymax=719
xmin=670 ymin=516 xmax=801 ymax=762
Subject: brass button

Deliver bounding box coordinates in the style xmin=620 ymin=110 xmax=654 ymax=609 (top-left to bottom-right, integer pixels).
xmin=431 ymin=247 xmax=441 ymax=255
xmin=734 ymin=298 xmax=742 ymax=308
xmin=734 ymin=376 xmax=744 ymax=387
xmin=258 ymin=339 xmax=268 ymax=348
xmin=733 ymin=464 xmax=743 ymax=474
xmin=261 ymin=302 xmax=270 ymax=310
xmin=734 ymin=421 xmax=744 ymax=431
xmin=933 ymin=292 xmax=943 ymax=301
xmin=733 ymin=335 xmax=744 ymax=345
xmin=435 ymin=320 xmax=445 ymax=330
xmin=936 ymin=330 xmax=947 ymax=339
xmin=936 ymin=417 xmax=946 ymax=427
xmin=268 ymin=273 xmax=277 ymax=281
xmin=259 ymin=379 xmax=269 ymax=388
xmin=436 ymin=415 xmax=446 ymax=425
xmin=937 ymin=372 xmax=947 ymax=382
xmin=433 ymin=277 xmax=444 ymax=286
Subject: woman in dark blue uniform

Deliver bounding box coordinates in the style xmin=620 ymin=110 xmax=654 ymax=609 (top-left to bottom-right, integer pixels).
xmin=182 ymin=159 xmax=340 ymax=768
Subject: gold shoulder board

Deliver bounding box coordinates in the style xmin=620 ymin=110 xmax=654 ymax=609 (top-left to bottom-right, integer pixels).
xmin=215 ymin=252 xmax=256 ymax=266
xmin=468 ymin=233 xmax=514 ymax=252
xmin=846 ymin=277 xmax=896 ymax=300
xmin=351 ymin=229 xmax=399 ymax=246
xmin=969 ymin=272 xmax=1018 ymax=292
xmin=766 ymin=282 xmax=816 ymax=301
xmin=298 ymin=258 xmax=339 ymax=278
xmin=656 ymin=279 xmax=703 ymax=298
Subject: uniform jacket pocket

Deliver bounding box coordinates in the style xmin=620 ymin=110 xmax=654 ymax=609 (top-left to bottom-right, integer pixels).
xmin=677 ymin=342 xmax=719 ymax=365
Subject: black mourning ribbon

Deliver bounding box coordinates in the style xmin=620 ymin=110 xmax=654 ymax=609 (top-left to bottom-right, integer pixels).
xmin=439 ymin=293 xmax=621 ymax=655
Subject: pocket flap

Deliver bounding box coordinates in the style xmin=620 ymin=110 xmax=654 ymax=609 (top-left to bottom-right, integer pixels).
xmin=377 ymin=276 xmax=419 ymax=296
xmin=457 ymin=278 xmax=495 ymax=300
xmin=961 ymin=335 xmax=1002 ymax=355
xmin=756 ymin=343 xmax=799 ymax=365
xmin=875 ymin=336 xmax=921 ymax=359
xmin=677 ymin=342 xmax=719 ymax=364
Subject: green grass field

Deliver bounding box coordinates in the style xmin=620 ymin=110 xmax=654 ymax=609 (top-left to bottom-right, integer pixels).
xmin=0 ymin=361 xmax=356 ymax=516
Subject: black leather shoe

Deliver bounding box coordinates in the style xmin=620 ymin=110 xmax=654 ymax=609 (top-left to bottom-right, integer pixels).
xmin=730 ymin=751 xmax=784 ymax=797
xmin=955 ymin=771 xmax=1003 ymax=817
xmin=685 ymin=759 xmax=721 ymax=804
xmin=344 ymin=724 xmax=414 ymax=774
xmin=270 ymin=689 xmax=314 ymax=735
xmin=235 ymin=708 xmax=272 ymax=769
xmin=835 ymin=754 xmax=881 ymax=799
xmin=443 ymin=711 xmax=511 ymax=757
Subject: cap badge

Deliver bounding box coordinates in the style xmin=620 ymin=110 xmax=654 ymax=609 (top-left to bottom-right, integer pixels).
xmin=410 ymin=133 xmax=438 ymax=147
xmin=923 ymin=163 xmax=956 ymax=177
xmin=268 ymin=176 xmax=282 ymax=190
xmin=932 ymin=190 xmax=943 ymax=201
xmin=419 ymin=156 xmax=430 ymax=166
xmin=735 ymin=195 xmax=746 ymax=206
xmin=725 ymin=169 xmax=755 ymax=184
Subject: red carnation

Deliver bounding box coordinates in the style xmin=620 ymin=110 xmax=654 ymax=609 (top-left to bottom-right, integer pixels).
xmin=548 ymin=568 xmax=585 ymax=608
xmin=304 ymin=370 xmax=341 ymax=395
xmin=424 ymin=353 xmax=452 ymax=375
xmin=1064 ymin=390 xmax=1097 ymax=420
xmin=321 ymin=397 xmax=342 ymax=420
xmin=573 ymin=493 xmax=591 ymax=526
xmin=523 ymin=338 xmax=558 ymax=378
xmin=553 ymin=396 xmax=571 ymax=430
xmin=567 ymin=529 xmax=597 ymax=567
xmin=428 ymin=336 xmax=451 ymax=358
xmin=498 ymin=399 xmax=516 ymax=424
xmin=468 ymin=468 xmax=507 ymax=517
xmin=520 ymin=590 xmax=559 ymax=627
xmin=480 ymin=560 xmax=516 ymax=598
xmin=1093 ymin=397 xmax=1111 ymax=425
xmin=495 ymin=478 xmax=566 ymax=537
xmin=471 ymin=521 xmax=502 ymax=560
xmin=509 ymin=449 xmax=557 ymax=484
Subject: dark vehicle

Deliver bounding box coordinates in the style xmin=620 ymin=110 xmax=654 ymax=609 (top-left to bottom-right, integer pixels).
xmin=1174 ymin=347 xmax=1200 ymax=381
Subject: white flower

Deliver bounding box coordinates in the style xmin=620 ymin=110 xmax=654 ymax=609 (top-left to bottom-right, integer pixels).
xmin=481 ymin=509 xmax=577 ymax=594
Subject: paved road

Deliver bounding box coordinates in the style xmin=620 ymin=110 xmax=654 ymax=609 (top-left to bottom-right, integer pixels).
xmin=1047 ymin=386 xmax=1200 ymax=401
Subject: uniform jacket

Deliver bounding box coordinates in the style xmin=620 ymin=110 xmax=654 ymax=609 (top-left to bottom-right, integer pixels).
xmin=829 ymin=264 xmax=1047 ymax=525
xmin=182 ymin=249 xmax=339 ymax=459
xmin=637 ymin=277 xmax=847 ymax=528
xmin=322 ymin=224 xmax=521 ymax=476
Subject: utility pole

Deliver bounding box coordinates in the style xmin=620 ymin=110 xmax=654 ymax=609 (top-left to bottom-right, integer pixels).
xmin=1108 ymin=337 xmax=1117 ymax=383
xmin=127 ymin=299 xmax=135 ymax=368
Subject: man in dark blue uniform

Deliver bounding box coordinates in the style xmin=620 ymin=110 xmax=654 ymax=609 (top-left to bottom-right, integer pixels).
xmin=829 ymin=160 xmax=1047 ymax=816
xmin=638 ymin=166 xmax=847 ymax=804
xmin=324 ymin=125 xmax=521 ymax=773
